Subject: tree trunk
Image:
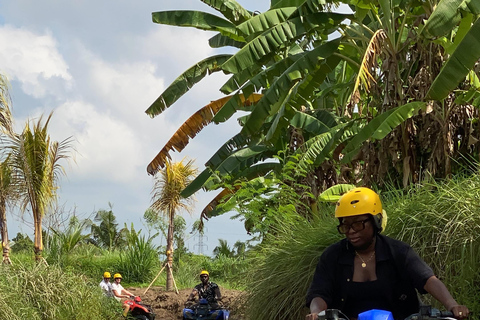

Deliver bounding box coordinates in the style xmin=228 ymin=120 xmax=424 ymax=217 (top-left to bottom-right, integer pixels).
xmin=166 ymin=208 xmax=175 ymax=291
xmin=0 ymin=205 xmax=12 ymax=264
xmin=34 ymin=212 xmax=43 ymax=262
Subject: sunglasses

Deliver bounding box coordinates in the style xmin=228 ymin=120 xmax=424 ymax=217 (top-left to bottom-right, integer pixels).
xmin=200 ymin=275 xmax=208 ymax=278
xmin=337 ymin=218 xmax=371 ymax=234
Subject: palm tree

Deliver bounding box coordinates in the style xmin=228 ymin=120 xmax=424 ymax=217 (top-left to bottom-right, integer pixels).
xmin=0 ymin=74 xmax=15 ymax=264
xmin=213 ymin=239 xmax=234 ymax=258
xmin=0 ymin=157 xmax=15 ymax=264
xmin=9 ymin=112 xmax=72 ymax=261
xmin=0 ymin=74 xmax=13 ymax=135
xmin=150 ymin=157 xmax=197 ymax=291
xmin=89 ymin=204 xmax=128 ymax=251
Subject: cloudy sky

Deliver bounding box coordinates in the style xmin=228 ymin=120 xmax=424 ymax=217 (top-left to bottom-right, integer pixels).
xmin=0 ymin=0 xmax=270 ymax=255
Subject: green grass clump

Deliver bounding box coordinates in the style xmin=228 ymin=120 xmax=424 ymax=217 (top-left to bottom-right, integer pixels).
xmin=0 ymin=262 xmax=122 ymax=320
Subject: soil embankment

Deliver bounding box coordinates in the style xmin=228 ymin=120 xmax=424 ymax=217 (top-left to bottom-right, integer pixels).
xmin=128 ymin=287 xmax=245 ymax=320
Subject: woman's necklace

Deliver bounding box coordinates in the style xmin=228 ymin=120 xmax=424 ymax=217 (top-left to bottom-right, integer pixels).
xmin=355 ymin=250 xmax=375 ymax=268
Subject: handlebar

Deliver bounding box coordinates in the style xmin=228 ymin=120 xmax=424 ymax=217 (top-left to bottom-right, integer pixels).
xmin=316 ymin=306 xmax=456 ymax=320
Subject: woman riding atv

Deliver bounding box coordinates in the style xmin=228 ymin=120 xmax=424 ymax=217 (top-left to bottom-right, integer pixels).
xmin=306 ymin=187 xmax=469 ymax=320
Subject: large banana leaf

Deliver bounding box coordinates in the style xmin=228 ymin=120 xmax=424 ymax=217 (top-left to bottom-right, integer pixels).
xmin=208 ymin=33 xmax=245 ymax=48
xmin=180 ymin=146 xmax=276 ymax=197
xmin=145 ymin=55 xmax=232 ymax=117
xmin=146 ymin=94 xmax=262 ymax=175
xmin=181 ymin=167 xmax=216 ymax=198
xmin=341 ymin=102 xmax=426 ymax=164
xmin=221 ymin=12 xmax=350 ymax=74
xmin=270 ymin=0 xmax=329 ymax=11
xmin=201 ymin=0 xmax=252 ymax=24
xmin=289 ymin=109 xmax=336 ymax=135
xmin=241 ymin=39 xmax=341 ymax=136
xmin=427 ymin=18 xmax=480 ymax=101
xmin=151 ymin=11 xmax=243 ymax=41
xmin=423 ymin=0 xmax=477 ymax=38
xmin=297 ymin=122 xmax=352 ymax=170
xmin=236 ymin=8 xmax=297 ymax=40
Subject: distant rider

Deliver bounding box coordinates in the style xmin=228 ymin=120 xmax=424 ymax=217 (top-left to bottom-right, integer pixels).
xmin=99 ymin=271 xmax=113 ymax=297
xmin=186 ymin=270 xmax=222 ymax=309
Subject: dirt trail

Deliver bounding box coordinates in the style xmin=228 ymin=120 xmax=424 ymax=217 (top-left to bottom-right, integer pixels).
xmin=128 ymin=287 xmax=245 ymax=320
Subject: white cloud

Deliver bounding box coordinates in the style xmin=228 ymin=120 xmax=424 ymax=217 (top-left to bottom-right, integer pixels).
xmin=0 ymin=25 xmax=72 ymax=98
xmin=50 ymin=100 xmax=145 ymax=183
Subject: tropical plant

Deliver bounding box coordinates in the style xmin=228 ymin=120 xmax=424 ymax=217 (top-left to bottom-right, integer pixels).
xmin=46 ymin=215 xmax=91 ymax=264
xmin=8 ymin=112 xmax=72 ymax=261
xmin=212 ymin=239 xmax=234 ymax=258
xmin=0 ymin=156 xmax=15 ymax=264
xmin=0 ymin=74 xmax=15 ymax=264
xmin=145 ymin=0 xmax=480 ymax=230
xmin=117 ymin=225 xmax=160 ymax=283
xmin=90 ymin=204 xmax=128 ymax=251
xmin=0 ymin=73 xmax=13 ymax=136
xmin=150 ymin=157 xmax=197 ymax=291
xmin=10 ymin=233 xmax=34 ymax=253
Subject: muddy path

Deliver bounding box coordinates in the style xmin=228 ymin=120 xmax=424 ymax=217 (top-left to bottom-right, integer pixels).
xmin=128 ymin=287 xmax=245 ymax=320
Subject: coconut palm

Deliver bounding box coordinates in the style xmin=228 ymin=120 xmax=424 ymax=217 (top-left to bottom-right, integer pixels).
xmin=89 ymin=204 xmax=128 ymax=251
xmin=0 ymin=74 xmax=15 ymax=264
xmin=0 ymin=156 xmax=15 ymax=264
xmin=150 ymin=157 xmax=197 ymax=291
xmin=0 ymin=74 xmax=13 ymax=136
xmin=9 ymin=112 xmax=72 ymax=261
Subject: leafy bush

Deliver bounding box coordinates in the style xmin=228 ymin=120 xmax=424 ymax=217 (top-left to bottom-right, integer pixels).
xmin=116 ymin=233 xmax=160 ymax=283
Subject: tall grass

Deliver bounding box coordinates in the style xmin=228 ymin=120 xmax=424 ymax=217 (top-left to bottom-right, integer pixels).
xmin=242 ymin=175 xmax=480 ymax=319
xmin=117 ymin=234 xmax=159 ymax=283
xmin=0 ymin=263 xmax=121 ymax=320
xmin=383 ymin=175 xmax=480 ymax=312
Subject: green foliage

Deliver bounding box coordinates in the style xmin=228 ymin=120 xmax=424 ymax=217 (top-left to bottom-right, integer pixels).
xmin=46 ymin=215 xmax=91 ymax=265
xmin=90 ymin=204 xmax=128 ymax=251
xmin=117 ymin=230 xmax=160 ymax=283
xmin=383 ymin=175 xmax=480 ymax=312
xmin=0 ymin=263 xmax=121 ymax=320
xmin=10 ymin=233 xmax=34 ymax=253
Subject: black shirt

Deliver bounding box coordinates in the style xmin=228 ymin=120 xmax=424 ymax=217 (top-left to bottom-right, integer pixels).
xmin=306 ymin=234 xmax=434 ymax=320
xmin=194 ymin=282 xmax=220 ymax=304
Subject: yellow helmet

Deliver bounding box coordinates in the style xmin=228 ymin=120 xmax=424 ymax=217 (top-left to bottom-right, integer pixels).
xmin=335 ymin=187 xmax=384 ymax=231
xmin=113 ymin=273 xmax=122 ymax=279
xmin=103 ymin=272 xmax=111 ymax=278
xmin=200 ymin=270 xmax=209 ymax=276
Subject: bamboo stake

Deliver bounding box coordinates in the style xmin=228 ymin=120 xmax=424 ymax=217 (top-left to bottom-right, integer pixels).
xmin=144 ymin=262 xmax=167 ymax=295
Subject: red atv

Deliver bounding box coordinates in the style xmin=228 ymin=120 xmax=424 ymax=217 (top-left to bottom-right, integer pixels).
xmin=124 ymin=296 xmax=156 ymax=320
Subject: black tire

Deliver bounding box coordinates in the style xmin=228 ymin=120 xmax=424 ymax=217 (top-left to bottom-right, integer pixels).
xmin=134 ymin=315 xmax=148 ymax=320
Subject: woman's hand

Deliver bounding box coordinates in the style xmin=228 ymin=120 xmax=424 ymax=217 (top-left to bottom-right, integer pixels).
xmin=306 ymin=313 xmax=319 ymax=320
xmin=450 ymin=305 xmax=469 ymax=319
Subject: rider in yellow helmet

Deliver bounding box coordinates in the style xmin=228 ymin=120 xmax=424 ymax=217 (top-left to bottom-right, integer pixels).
xmin=186 ymin=270 xmax=222 ymax=309
xmin=306 ymin=187 xmax=469 ymax=320
xmin=99 ymin=271 xmax=113 ymax=297
xmin=111 ymin=273 xmax=135 ymax=316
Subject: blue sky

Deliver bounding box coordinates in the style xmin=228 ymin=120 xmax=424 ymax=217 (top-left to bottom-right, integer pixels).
xmin=0 ymin=0 xmax=270 ymax=255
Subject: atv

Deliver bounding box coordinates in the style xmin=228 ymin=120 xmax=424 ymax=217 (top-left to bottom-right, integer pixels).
xmin=182 ymin=298 xmax=229 ymax=320
xmin=124 ymin=296 xmax=156 ymax=320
